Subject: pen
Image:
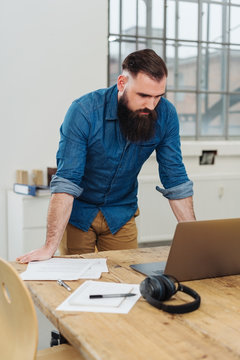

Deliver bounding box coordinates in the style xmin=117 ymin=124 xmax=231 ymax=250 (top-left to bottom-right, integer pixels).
xmin=57 ymin=279 xmax=72 ymax=292
xmin=89 ymin=293 xmax=136 ymax=299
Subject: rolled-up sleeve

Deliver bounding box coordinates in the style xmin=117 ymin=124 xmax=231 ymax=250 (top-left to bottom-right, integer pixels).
xmin=50 ymin=175 xmax=83 ymax=198
xmin=156 ymin=180 xmax=193 ymax=200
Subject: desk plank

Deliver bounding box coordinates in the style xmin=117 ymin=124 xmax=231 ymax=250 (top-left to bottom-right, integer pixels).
xmin=14 ymin=247 xmax=240 ymax=360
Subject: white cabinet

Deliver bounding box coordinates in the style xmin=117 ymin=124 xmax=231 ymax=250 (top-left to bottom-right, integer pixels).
xmin=7 ymin=191 xmax=51 ymax=260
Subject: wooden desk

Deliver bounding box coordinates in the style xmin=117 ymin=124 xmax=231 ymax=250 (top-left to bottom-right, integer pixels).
xmin=14 ymin=247 xmax=240 ymax=360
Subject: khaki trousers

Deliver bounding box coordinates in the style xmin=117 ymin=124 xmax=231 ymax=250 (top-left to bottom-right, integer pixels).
xmin=59 ymin=210 xmax=139 ymax=255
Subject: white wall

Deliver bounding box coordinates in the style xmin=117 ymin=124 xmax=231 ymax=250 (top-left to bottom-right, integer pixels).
xmin=137 ymin=141 xmax=240 ymax=244
xmin=0 ymin=0 xmax=108 ymax=259
xmin=1 ymin=0 xmax=240 ymax=257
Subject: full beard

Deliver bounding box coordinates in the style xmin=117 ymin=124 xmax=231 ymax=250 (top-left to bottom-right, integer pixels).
xmin=117 ymin=92 xmax=158 ymax=143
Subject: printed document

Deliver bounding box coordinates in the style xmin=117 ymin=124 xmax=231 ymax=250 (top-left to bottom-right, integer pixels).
xmin=20 ymin=257 xmax=108 ymax=280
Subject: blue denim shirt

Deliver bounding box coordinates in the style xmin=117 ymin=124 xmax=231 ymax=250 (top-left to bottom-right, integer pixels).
xmin=51 ymin=85 xmax=193 ymax=234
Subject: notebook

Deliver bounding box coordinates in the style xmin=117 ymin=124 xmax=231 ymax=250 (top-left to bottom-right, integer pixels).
xmin=130 ymin=218 xmax=240 ymax=281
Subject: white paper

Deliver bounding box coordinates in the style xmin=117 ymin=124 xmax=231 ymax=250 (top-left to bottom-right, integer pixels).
xmin=79 ymin=258 xmax=108 ymax=279
xmin=56 ymin=280 xmax=141 ymax=314
xmin=20 ymin=258 xmax=108 ymax=280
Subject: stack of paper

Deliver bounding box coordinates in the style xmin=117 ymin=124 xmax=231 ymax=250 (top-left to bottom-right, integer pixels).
xmin=56 ymin=280 xmax=141 ymax=314
xmin=20 ymin=257 xmax=108 ymax=280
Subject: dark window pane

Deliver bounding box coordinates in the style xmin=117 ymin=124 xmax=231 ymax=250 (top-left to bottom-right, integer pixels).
xmin=167 ymin=42 xmax=197 ymax=90
xmin=151 ymin=40 xmax=164 ymax=57
xmin=200 ymin=45 xmax=228 ymax=92
xmin=229 ymin=46 xmax=240 ymax=93
xmin=229 ymin=95 xmax=240 ymax=136
xmin=109 ymin=41 xmax=120 ymax=86
xmin=120 ymin=41 xmax=137 ymax=64
xmin=136 ymin=37 xmax=147 ymax=50
xmin=178 ymin=43 xmax=197 ymax=90
xmin=166 ymin=41 xmax=175 ymax=89
xmin=200 ymin=94 xmax=225 ymax=136
xmin=167 ymin=92 xmax=196 ymax=137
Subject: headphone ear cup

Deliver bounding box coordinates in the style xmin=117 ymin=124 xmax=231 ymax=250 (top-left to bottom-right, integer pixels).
xmin=140 ymin=275 xmax=201 ymax=314
xmin=140 ymin=276 xmax=166 ymax=300
xmin=160 ymin=275 xmax=177 ymax=300
xmin=150 ymin=276 xmax=166 ymax=300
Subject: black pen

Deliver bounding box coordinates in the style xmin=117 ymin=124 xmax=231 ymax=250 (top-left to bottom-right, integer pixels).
xmin=89 ymin=293 xmax=136 ymax=299
xmin=57 ymin=279 xmax=72 ymax=292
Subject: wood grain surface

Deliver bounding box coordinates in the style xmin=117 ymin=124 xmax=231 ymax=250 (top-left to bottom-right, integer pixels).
xmin=13 ymin=247 xmax=240 ymax=360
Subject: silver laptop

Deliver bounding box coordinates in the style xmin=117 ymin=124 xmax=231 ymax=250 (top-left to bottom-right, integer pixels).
xmin=130 ymin=218 xmax=240 ymax=281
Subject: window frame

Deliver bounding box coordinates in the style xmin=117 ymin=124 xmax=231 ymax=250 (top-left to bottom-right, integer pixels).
xmin=108 ymin=0 xmax=240 ymax=140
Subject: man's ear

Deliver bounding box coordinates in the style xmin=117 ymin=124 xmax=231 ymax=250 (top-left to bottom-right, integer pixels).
xmin=117 ymin=75 xmax=128 ymax=93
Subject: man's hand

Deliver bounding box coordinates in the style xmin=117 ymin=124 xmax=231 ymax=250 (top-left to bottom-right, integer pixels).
xmin=16 ymin=245 xmax=54 ymax=263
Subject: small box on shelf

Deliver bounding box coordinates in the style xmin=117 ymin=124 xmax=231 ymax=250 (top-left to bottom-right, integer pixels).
xmin=16 ymin=170 xmax=28 ymax=184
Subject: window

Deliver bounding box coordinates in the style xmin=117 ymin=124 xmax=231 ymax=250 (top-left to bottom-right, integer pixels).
xmin=108 ymin=0 xmax=240 ymax=139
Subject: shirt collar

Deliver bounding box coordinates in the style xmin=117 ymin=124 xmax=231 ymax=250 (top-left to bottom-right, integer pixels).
xmin=105 ymin=84 xmax=119 ymax=121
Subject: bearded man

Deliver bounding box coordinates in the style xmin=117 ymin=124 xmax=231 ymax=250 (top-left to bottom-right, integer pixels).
xmin=17 ymin=49 xmax=195 ymax=263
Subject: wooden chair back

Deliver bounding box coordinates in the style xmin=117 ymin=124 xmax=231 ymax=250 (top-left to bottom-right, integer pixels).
xmin=0 ymin=258 xmax=38 ymax=360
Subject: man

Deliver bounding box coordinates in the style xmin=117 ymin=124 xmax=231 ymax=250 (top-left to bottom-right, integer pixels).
xmin=17 ymin=49 xmax=195 ymax=264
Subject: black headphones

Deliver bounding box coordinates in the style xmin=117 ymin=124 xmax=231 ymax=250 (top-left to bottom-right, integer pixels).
xmin=140 ymin=274 xmax=201 ymax=314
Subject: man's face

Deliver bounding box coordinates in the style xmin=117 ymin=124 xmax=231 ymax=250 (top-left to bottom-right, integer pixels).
xmin=117 ymin=72 xmax=166 ymax=142
xmin=118 ymin=71 xmax=166 ymax=112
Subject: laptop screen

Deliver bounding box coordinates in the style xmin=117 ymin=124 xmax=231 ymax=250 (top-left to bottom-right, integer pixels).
xmin=130 ymin=218 xmax=240 ymax=281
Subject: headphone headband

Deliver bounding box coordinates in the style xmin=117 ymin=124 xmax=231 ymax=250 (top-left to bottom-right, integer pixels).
xmin=140 ymin=275 xmax=201 ymax=314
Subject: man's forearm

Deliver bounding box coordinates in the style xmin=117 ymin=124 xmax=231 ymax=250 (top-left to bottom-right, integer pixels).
xmin=16 ymin=192 xmax=74 ymax=263
xmin=169 ymin=196 xmax=196 ymax=222
xmin=45 ymin=192 xmax=74 ymax=253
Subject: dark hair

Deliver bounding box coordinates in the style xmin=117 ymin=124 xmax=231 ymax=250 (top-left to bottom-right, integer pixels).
xmin=122 ymin=49 xmax=168 ymax=79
